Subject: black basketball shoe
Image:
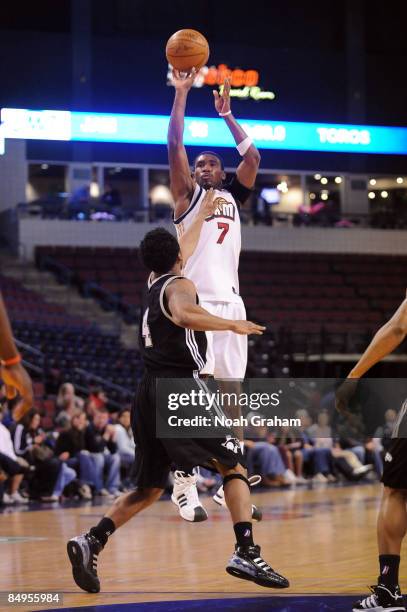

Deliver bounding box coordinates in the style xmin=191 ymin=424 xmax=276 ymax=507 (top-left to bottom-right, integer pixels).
xmin=226 ymin=544 xmax=289 ymax=588
xmin=67 ymin=533 xmax=103 ymax=593
xmin=352 ymin=584 xmax=405 ymax=611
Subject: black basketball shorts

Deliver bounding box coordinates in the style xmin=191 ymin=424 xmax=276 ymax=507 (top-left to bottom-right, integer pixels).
xmin=131 ymin=370 xmax=246 ymax=489
xmin=381 ymin=438 xmax=407 ymax=490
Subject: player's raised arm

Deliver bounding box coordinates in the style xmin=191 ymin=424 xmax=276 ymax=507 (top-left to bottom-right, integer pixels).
xmin=347 ymin=294 xmax=407 ymax=379
xmin=168 ymin=69 xmax=197 ymax=217
xmin=214 ymin=77 xmax=261 ymax=190
xmin=166 ymin=278 xmax=265 ymax=335
xmin=178 ymin=188 xmax=217 ymax=265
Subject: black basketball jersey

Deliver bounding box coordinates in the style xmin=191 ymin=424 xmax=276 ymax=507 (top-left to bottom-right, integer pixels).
xmin=139 ymin=273 xmax=208 ymax=375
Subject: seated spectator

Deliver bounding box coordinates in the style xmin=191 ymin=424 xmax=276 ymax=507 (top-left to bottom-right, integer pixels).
xmin=57 ymin=383 xmax=84 ymax=411
xmin=68 ymin=184 xmax=90 ymax=219
xmin=295 ymin=409 xmax=336 ymax=483
xmin=0 ymin=382 xmax=15 ymax=427
xmin=276 ymin=427 xmax=308 ymax=484
xmin=86 ymin=387 xmax=108 ymax=417
xmin=337 ymin=415 xmax=380 ymax=478
xmin=331 ymin=442 xmax=374 ymax=480
xmin=308 ymin=410 xmax=332 ymax=445
xmin=56 ymin=383 xmax=84 ymax=428
xmin=54 ymin=412 xmax=92 ymax=500
xmin=84 ymin=410 xmax=120 ymax=497
xmin=244 ymin=416 xmax=291 ymax=487
xmin=307 ymin=410 xmax=374 ymax=481
xmin=114 ymin=409 xmax=135 ymax=470
xmin=13 ymin=410 xmax=76 ymax=502
xmin=373 ymin=409 xmax=398 ymax=451
xmin=0 ymin=406 xmax=29 ymax=504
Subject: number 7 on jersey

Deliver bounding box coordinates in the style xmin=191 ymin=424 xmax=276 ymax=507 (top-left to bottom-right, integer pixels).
xmin=217 ymin=222 xmax=229 ymax=244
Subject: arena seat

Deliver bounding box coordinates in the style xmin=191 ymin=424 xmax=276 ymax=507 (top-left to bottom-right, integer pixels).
xmin=36 ymin=247 xmax=407 ymax=359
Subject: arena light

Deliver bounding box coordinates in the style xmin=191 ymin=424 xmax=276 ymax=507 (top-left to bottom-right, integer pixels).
xmin=369 ymin=179 xmax=377 ymax=185
xmin=90 ymin=181 xmax=100 ymax=197
xmin=381 ymin=191 xmax=389 ymax=198
xmin=396 ymin=177 xmax=404 ymax=184
xmin=334 ymin=176 xmax=342 ymax=184
xmin=2 ymin=107 xmax=407 ymax=155
xmin=320 ymin=177 xmax=328 ymax=184
xmin=368 ymin=192 xmax=376 ymax=199
xmin=314 ymin=174 xmax=321 ymax=180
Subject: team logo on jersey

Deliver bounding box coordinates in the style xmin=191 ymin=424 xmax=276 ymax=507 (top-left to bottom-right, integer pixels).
xmin=221 ymin=435 xmax=240 ymax=454
xmin=206 ymin=197 xmax=236 ymax=222
xmin=384 ymin=452 xmax=393 ymax=462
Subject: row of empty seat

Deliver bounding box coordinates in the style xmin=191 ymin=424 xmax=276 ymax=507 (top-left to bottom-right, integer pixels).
xmin=37 ymin=247 xmax=407 ymax=334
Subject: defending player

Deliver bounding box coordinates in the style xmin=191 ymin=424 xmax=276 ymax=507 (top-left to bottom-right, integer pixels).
xmin=336 ymin=293 xmax=407 ymax=612
xmin=168 ymin=69 xmax=262 ymax=521
xmin=67 ymin=228 xmax=289 ymax=593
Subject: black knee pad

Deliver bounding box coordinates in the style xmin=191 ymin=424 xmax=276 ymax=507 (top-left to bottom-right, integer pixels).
xmin=223 ymin=473 xmax=250 ymax=490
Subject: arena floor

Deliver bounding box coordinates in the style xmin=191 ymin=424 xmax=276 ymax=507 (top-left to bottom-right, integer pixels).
xmin=0 ymin=483 xmax=405 ymax=611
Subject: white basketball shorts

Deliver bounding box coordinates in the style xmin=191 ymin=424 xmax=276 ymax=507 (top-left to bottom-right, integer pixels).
xmin=200 ymin=300 xmax=248 ymax=380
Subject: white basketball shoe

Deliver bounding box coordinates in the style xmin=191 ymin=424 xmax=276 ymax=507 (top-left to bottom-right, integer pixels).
xmin=171 ymin=470 xmax=208 ymax=522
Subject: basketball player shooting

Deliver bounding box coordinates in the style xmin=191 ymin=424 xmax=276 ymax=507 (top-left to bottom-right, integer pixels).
xmin=168 ymin=68 xmax=262 ymax=522
xmin=336 ymin=292 xmax=407 ymax=612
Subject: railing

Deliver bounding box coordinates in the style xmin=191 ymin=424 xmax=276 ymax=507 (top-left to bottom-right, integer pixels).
xmin=13 ymin=338 xmax=133 ymax=410
xmin=73 ymin=368 xmax=133 ymax=398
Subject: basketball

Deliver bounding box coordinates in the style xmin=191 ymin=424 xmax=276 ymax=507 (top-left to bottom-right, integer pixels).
xmin=166 ymin=29 xmax=209 ymax=72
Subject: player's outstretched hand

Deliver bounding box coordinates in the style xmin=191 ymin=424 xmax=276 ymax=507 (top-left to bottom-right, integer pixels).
xmin=335 ymin=377 xmax=359 ymax=417
xmin=231 ymin=320 xmax=266 ymax=335
xmin=1 ymin=362 xmax=34 ymax=421
xmin=213 ymin=76 xmax=231 ymax=115
xmin=198 ymin=188 xmax=218 ymax=219
xmin=171 ymin=68 xmax=198 ymax=91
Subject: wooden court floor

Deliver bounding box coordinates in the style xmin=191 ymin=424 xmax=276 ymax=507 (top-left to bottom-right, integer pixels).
xmin=0 ymin=483 xmax=405 ymax=611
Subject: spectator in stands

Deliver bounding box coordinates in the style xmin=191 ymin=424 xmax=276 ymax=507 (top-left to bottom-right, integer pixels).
xmin=54 ymin=412 xmax=93 ymax=500
xmin=56 ymin=382 xmax=84 ymax=412
xmin=0 ymin=406 xmax=29 ymax=504
xmin=336 ymin=412 xmax=382 ymax=478
xmin=100 ymin=182 xmax=123 ymax=219
xmin=13 ymin=409 xmax=76 ymax=502
xmin=0 ymin=467 xmax=7 ymax=505
xmin=277 ymin=411 xmax=334 ymax=484
xmin=294 ymin=409 xmax=335 ymax=483
xmin=0 ymin=382 xmax=14 ymax=427
xmin=68 ymin=184 xmax=90 ymax=219
xmin=84 ymin=409 xmax=121 ymax=497
xmin=276 ymin=426 xmax=307 ymax=484
xmin=244 ymin=416 xmax=291 ymax=487
xmin=306 ymin=410 xmax=373 ymax=481
xmin=55 ymin=382 xmax=84 ymax=428
xmin=373 ymin=408 xmax=398 ymax=451
xmin=0 ymin=383 xmax=8 ymax=411
xmin=308 ymin=410 xmax=334 ymax=448
xmin=86 ymin=387 xmax=108 ymax=416
xmin=114 ymin=409 xmax=135 ymax=470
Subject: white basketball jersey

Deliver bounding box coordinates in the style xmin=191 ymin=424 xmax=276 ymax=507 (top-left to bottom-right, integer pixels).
xmin=174 ymin=183 xmax=242 ymax=303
